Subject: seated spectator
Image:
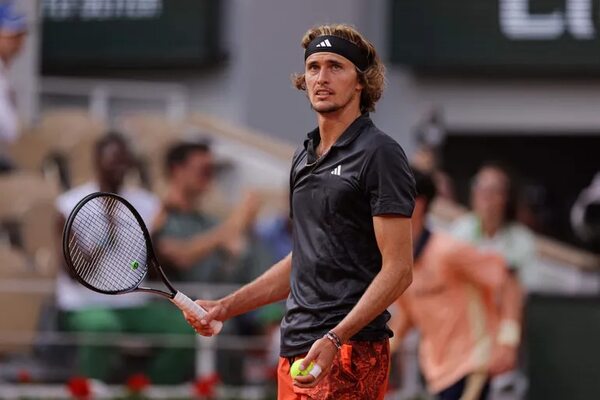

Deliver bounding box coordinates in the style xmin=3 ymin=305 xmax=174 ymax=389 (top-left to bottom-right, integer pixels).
xmin=152 ymin=139 xmax=261 ymax=283
xmin=55 ymin=133 xmax=194 ymax=384
xmin=152 ymin=139 xmax=264 ymax=385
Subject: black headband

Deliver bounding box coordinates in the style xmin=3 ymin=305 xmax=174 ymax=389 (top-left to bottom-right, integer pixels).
xmin=304 ymin=35 xmax=370 ymax=71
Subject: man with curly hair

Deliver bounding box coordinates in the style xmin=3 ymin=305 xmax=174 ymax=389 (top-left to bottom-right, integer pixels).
xmin=185 ymin=23 xmax=415 ymax=399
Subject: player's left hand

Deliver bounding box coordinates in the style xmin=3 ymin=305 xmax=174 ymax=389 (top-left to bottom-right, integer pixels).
xmin=293 ymin=336 xmax=338 ymax=388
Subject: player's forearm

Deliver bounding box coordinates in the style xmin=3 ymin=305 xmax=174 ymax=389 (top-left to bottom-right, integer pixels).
xmin=220 ymin=252 xmax=292 ymax=319
xmin=332 ymin=261 xmax=412 ymax=343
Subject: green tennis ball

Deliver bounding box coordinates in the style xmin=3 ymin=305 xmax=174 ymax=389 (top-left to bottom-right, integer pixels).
xmin=290 ymin=358 xmax=314 ymax=378
xmin=130 ymin=260 xmax=139 ymax=270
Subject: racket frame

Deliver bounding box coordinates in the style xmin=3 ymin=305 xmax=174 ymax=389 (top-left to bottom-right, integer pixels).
xmin=62 ymin=191 xmax=177 ymax=299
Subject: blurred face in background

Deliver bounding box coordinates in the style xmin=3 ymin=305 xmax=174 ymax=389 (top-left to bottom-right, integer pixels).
xmin=173 ymin=151 xmax=214 ymax=197
xmin=304 ymin=52 xmax=363 ymax=115
xmin=471 ymin=166 xmax=510 ymax=224
xmin=0 ymin=31 xmax=25 ymax=63
xmin=95 ymin=140 xmax=132 ymax=191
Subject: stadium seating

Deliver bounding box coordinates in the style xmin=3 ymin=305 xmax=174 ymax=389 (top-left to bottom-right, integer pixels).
xmin=0 ymin=245 xmax=51 ymax=354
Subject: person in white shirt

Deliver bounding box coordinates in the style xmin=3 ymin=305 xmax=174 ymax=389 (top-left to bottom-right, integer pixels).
xmin=0 ymin=1 xmax=27 ymax=170
xmin=451 ymin=163 xmax=536 ymax=280
xmin=55 ymin=133 xmax=195 ymax=383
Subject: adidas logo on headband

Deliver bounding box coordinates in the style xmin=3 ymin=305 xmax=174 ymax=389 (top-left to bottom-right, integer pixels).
xmin=305 ymin=35 xmax=370 ymax=71
xmin=315 ymin=39 xmax=332 ymax=48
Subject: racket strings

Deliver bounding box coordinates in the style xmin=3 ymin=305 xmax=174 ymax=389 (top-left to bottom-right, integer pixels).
xmin=85 ymin=198 xmax=147 ymax=290
xmin=73 ymin=207 xmax=119 ymax=279
xmin=71 ymin=199 xmax=146 ymax=291
xmin=67 ymin=196 xmax=149 ymax=292
xmin=69 ymin=202 xmax=141 ymax=290
xmin=76 ymin=203 xmax=141 ymax=285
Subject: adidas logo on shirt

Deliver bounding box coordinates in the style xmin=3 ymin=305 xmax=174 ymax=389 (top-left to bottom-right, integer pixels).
xmin=331 ymin=165 xmax=342 ymax=176
xmin=315 ymin=39 xmax=332 ymax=48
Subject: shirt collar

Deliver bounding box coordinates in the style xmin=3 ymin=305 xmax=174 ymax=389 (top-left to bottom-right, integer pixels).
xmin=304 ymin=113 xmax=372 ymax=162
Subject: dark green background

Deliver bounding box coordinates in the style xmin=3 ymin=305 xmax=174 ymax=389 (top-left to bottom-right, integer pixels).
xmin=390 ymin=0 xmax=600 ymax=71
xmin=526 ymin=294 xmax=600 ymax=400
xmin=41 ymin=0 xmax=221 ymax=73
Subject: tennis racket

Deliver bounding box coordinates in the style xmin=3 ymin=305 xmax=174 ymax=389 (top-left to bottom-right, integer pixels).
xmin=62 ymin=191 xmax=223 ymax=334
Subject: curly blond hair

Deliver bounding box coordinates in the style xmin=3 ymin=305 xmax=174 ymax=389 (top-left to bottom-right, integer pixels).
xmin=292 ymin=24 xmax=385 ymax=114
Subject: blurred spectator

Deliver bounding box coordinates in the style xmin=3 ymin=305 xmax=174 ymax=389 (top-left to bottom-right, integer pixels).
xmin=55 ymin=133 xmax=195 ymax=384
xmin=0 ymin=1 xmax=27 ymax=171
xmin=255 ymin=193 xmax=292 ymax=263
xmin=450 ymin=161 xmax=531 ymax=398
xmin=254 ymin=195 xmax=292 ymax=381
xmin=152 ymin=139 xmax=265 ymax=385
xmin=390 ymin=169 xmax=511 ymax=400
xmin=412 ymin=106 xmax=455 ymax=201
xmin=450 ymin=161 xmax=535 ymax=284
xmin=152 ymin=139 xmax=261 ymax=283
xmin=571 ymin=172 xmax=600 ymax=251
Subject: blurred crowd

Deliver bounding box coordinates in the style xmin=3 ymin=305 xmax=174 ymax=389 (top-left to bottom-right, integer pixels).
xmin=0 ymin=108 xmax=544 ymax=395
xmin=0 ymin=90 xmax=597 ymax=399
xmin=0 ymin=115 xmax=293 ymax=384
xmin=0 ymin=107 xmax=598 ymax=399
xmin=0 ymin=86 xmax=598 ymax=400
xmin=0 ymin=3 xmax=599 ymax=400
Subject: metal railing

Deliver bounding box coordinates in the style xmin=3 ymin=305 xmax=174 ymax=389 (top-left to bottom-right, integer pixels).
xmin=0 ymin=279 xmax=274 ymax=380
xmin=40 ymin=77 xmax=190 ymax=123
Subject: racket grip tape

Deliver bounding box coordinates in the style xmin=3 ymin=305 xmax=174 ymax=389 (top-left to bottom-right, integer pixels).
xmin=171 ymin=291 xmax=223 ymax=334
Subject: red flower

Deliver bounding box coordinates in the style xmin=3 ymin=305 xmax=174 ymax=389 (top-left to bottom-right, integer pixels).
xmin=67 ymin=376 xmax=91 ymax=399
xmin=126 ymin=373 xmax=151 ymax=393
xmin=193 ymin=373 xmax=220 ymax=398
xmin=17 ymin=369 xmax=32 ymax=383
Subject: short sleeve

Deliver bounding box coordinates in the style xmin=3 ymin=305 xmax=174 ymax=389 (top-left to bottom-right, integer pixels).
xmin=288 ymin=147 xmax=304 ymax=220
xmin=362 ymin=142 xmax=416 ymax=217
xmin=506 ymin=225 xmax=536 ymax=272
xmin=55 ymin=194 xmax=72 ymax=218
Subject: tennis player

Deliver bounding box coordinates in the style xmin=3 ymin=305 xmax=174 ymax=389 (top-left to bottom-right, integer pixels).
xmin=185 ymin=23 xmax=415 ymax=399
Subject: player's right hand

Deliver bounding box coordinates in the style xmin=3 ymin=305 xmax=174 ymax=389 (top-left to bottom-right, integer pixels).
xmin=183 ymin=299 xmax=227 ymax=337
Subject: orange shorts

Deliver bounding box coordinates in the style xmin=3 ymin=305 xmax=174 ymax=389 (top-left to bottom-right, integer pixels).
xmin=277 ymin=339 xmax=389 ymax=400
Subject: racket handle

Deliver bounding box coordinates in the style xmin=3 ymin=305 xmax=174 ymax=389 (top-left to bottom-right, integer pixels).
xmin=172 ymin=291 xmax=223 ymax=335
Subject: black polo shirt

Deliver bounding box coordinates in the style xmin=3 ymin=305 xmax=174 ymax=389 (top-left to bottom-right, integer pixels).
xmin=280 ymin=114 xmax=416 ymax=357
